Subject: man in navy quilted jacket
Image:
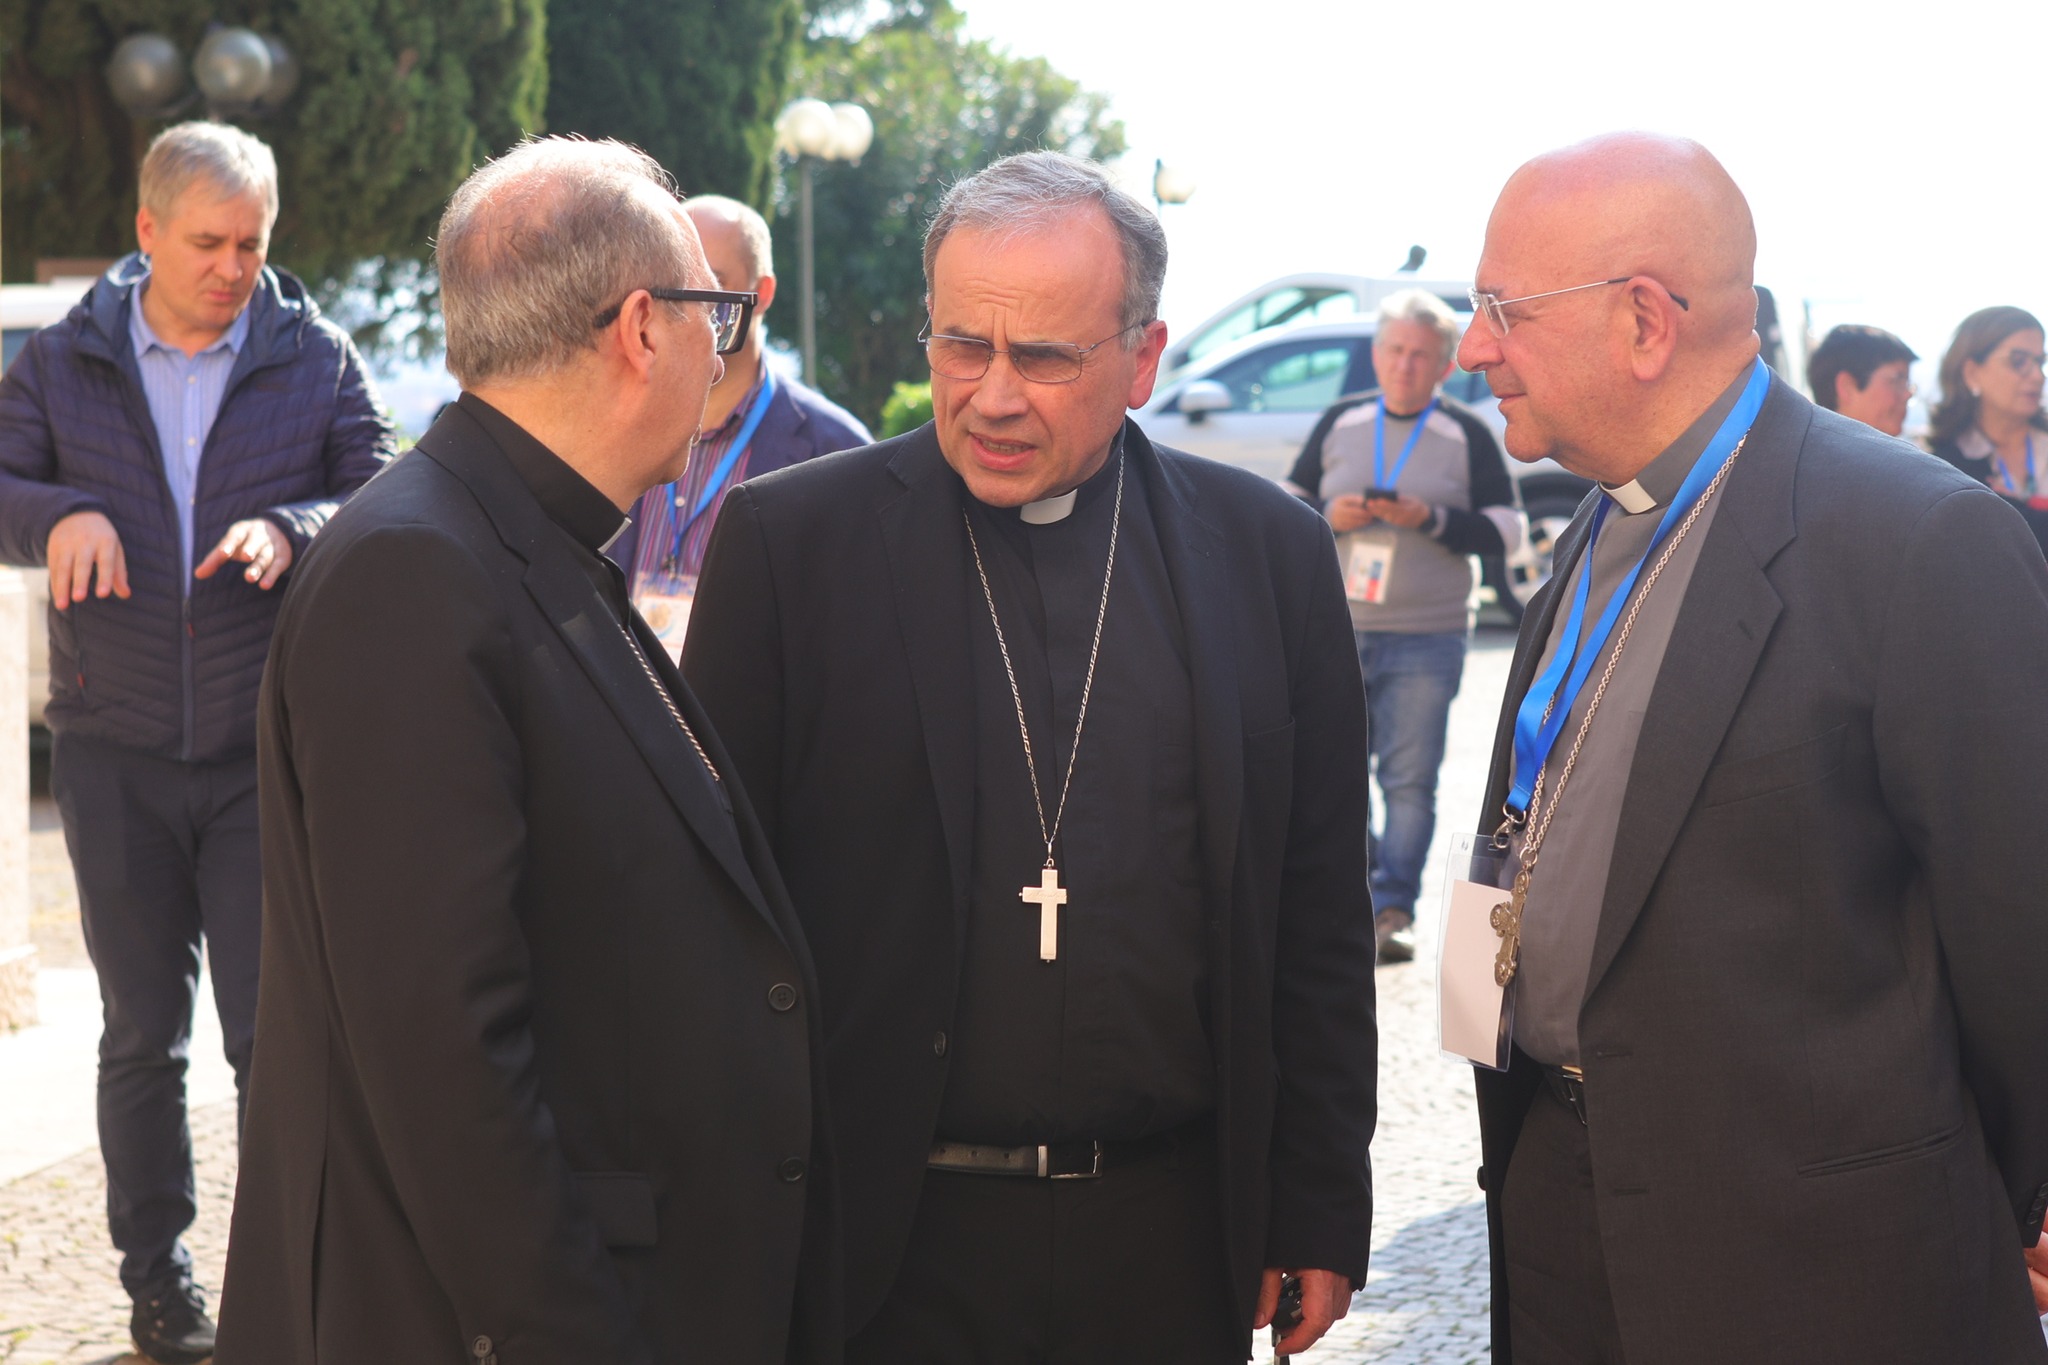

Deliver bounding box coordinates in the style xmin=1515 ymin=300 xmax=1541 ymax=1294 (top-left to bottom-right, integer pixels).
xmin=0 ymin=121 xmax=392 ymax=1363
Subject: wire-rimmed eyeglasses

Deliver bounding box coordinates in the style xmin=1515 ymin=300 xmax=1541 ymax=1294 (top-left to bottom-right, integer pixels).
xmin=919 ymin=320 xmax=1146 ymax=384
xmin=593 ymin=288 xmax=758 ymax=355
xmin=1468 ymin=277 xmax=1689 ymax=338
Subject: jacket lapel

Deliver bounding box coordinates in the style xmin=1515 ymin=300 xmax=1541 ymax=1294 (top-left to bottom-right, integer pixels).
xmin=414 ymin=410 xmax=779 ymax=933
xmin=1581 ymin=379 xmax=1805 ymax=998
xmin=1138 ymin=427 xmax=1245 ymax=943
xmin=876 ymin=429 xmax=978 ymax=915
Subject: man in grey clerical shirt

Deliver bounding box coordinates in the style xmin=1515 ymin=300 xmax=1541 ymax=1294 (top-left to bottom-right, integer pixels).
xmin=1456 ymin=132 xmax=2048 ymax=1365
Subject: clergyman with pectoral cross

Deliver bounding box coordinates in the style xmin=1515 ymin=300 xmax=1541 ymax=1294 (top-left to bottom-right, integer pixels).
xmin=683 ymin=151 xmax=1378 ymax=1363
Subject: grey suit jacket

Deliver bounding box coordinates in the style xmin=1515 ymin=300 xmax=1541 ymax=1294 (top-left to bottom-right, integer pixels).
xmin=1473 ymin=376 xmax=2048 ymax=1364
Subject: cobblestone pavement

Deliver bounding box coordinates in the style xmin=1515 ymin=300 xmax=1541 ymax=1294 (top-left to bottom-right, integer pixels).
xmin=0 ymin=633 xmax=1517 ymax=1364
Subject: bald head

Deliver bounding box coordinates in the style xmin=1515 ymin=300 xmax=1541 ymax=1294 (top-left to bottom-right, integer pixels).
xmin=1496 ymin=133 xmax=1757 ymax=348
xmin=1458 ymin=132 xmax=1764 ymax=481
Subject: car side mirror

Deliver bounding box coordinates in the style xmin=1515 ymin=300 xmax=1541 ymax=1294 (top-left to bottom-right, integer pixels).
xmin=1178 ymin=380 xmax=1232 ymax=424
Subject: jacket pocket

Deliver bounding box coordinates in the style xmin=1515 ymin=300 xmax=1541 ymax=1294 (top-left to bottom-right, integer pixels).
xmin=1796 ymin=1122 xmax=1963 ymax=1178
xmin=572 ymin=1172 xmax=658 ymax=1248
xmin=1698 ymin=724 xmax=1847 ymax=808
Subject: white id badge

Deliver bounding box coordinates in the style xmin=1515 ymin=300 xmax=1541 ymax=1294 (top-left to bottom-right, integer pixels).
xmin=1438 ymin=832 xmax=1515 ymax=1071
xmin=1345 ymin=535 xmax=1397 ymax=605
xmin=632 ymin=572 xmax=698 ymax=665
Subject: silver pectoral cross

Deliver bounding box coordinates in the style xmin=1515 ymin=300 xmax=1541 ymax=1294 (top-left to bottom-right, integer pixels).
xmin=1019 ymin=863 xmax=1068 ymax=962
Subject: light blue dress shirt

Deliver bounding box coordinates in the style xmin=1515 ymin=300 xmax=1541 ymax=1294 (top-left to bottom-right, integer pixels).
xmin=128 ymin=284 xmax=250 ymax=589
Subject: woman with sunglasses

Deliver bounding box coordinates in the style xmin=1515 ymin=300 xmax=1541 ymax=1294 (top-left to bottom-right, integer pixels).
xmin=1929 ymin=305 xmax=2048 ymax=548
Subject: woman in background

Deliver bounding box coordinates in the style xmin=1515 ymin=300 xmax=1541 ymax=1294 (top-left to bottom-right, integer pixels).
xmin=1929 ymin=305 xmax=2048 ymax=549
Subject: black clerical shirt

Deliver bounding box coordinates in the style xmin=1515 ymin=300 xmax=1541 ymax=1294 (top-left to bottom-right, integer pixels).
xmin=458 ymin=393 xmax=726 ymax=805
xmin=938 ymin=446 xmax=1215 ymax=1145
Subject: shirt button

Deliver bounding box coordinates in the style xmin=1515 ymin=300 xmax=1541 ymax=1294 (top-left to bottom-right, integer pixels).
xmin=187 ymin=375 xmax=196 ymax=384
xmin=932 ymin=1031 xmax=948 ymax=1057
xmin=768 ymin=983 xmax=798 ymax=1012
xmin=471 ymin=1336 xmax=493 ymax=1358
xmin=778 ymin=1157 xmax=807 ymax=1183
xmin=186 ymin=437 xmax=195 ymax=445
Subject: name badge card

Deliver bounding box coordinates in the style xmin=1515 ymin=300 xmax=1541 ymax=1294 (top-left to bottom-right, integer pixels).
xmin=1438 ymin=832 xmax=1515 ymax=1071
xmin=1345 ymin=535 xmax=1397 ymax=605
xmin=632 ymin=571 xmax=698 ymax=665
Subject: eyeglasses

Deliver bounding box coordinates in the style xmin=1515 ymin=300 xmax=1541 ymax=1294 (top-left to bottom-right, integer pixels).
xmin=1468 ymin=277 xmax=1690 ymax=338
xmin=1999 ymin=348 xmax=2048 ymax=376
xmin=919 ymin=321 xmax=1146 ymax=384
xmin=592 ymin=288 xmax=758 ymax=355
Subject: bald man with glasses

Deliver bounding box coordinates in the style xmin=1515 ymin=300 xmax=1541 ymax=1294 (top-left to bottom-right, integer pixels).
xmin=1454 ymin=132 xmax=2048 ymax=1365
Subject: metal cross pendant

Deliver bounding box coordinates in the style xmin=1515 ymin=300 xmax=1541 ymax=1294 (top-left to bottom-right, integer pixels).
xmin=1020 ymin=864 xmax=1068 ymax=962
xmin=1490 ymin=867 xmax=1531 ymax=987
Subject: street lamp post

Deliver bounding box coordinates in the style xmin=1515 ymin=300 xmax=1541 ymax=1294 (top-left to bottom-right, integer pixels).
xmin=1152 ymin=159 xmax=1197 ymax=210
xmin=775 ymin=99 xmax=873 ymax=388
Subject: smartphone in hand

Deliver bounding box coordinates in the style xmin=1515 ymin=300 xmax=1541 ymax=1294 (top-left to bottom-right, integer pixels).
xmin=1271 ymin=1274 xmax=1305 ymax=1360
xmin=1363 ymin=487 xmax=1400 ymax=502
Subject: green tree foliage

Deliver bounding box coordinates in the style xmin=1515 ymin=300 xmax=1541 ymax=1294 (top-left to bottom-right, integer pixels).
xmin=545 ymin=0 xmax=803 ymax=209
xmin=779 ymin=1 xmax=1123 ymax=428
xmin=0 ymin=0 xmax=546 ymax=288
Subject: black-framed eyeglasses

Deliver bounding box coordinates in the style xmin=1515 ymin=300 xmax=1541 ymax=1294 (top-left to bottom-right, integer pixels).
xmin=1468 ymin=277 xmax=1689 ymax=338
xmin=593 ymin=288 xmax=758 ymax=355
xmin=919 ymin=320 xmax=1146 ymax=384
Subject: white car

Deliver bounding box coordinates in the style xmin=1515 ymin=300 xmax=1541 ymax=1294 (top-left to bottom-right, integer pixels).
xmin=1139 ymin=316 xmax=1593 ymax=617
xmin=1161 ymin=271 xmax=1479 ymax=381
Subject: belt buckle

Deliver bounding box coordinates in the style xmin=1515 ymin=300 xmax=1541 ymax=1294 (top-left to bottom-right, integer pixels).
xmin=1040 ymin=1141 xmax=1104 ymax=1179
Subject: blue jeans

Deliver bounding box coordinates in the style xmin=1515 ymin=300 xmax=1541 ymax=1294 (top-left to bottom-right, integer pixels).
xmin=1355 ymin=630 xmax=1467 ymax=917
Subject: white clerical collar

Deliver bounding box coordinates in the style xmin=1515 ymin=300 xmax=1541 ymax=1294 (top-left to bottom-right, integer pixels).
xmin=1019 ymin=489 xmax=1079 ymax=524
xmin=1600 ymin=479 xmax=1659 ymax=514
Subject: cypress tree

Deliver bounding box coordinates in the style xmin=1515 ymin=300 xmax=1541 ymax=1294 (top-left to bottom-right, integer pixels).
xmin=544 ymin=0 xmax=803 ymax=207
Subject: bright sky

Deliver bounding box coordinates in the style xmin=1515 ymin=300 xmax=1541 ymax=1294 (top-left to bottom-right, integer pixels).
xmin=957 ymin=0 xmax=2047 ymax=382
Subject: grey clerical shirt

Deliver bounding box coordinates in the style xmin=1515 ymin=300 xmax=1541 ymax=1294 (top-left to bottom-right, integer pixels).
xmin=1510 ymin=369 xmax=1751 ymax=1066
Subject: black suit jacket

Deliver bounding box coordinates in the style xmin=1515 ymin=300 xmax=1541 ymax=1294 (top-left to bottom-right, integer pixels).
xmin=682 ymin=420 xmax=1377 ymax=1344
xmin=217 ymin=405 xmax=839 ymax=1365
xmin=1475 ymin=379 xmax=2048 ymax=1364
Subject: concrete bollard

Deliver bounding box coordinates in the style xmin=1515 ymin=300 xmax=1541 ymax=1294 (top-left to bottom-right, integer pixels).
xmin=0 ymin=568 xmax=36 ymax=1029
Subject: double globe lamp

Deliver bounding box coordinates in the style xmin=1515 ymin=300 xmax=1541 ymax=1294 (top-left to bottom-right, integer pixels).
xmin=106 ymin=27 xmax=298 ymax=120
xmin=774 ymin=99 xmax=874 ymax=386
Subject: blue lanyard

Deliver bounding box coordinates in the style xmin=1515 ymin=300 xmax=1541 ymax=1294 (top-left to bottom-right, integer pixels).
xmin=1506 ymin=361 xmax=1772 ymax=815
xmin=669 ymin=371 xmax=777 ymax=562
xmin=1374 ymin=396 xmax=1437 ymax=488
xmin=1996 ymin=434 xmax=2035 ymax=497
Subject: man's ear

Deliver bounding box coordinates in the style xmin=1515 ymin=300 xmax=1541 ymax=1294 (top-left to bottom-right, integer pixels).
xmin=1835 ymin=370 xmax=1864 ymax=409
xmin=135 ymin=205 xmax=159 ymax=257
xmin=753 ymin=272 xmax=777 ymax=315
xmin=1625 ymin=280 xmax=1684 ymax=382
xmin=603 ymin=289 xmax=661 ymax=380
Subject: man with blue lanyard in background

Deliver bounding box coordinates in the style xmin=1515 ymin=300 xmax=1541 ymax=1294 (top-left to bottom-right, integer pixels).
xmin=1289 ymin=289 xmax=1521 ymax=965
xmin=1455 ymin=132 xmax=2048 ymax=1365
xmin=615 ymin=195 xmax=870 ymax=659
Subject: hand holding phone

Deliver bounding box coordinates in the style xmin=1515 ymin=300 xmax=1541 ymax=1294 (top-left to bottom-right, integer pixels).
xmin=1271 ymin=1274 xmax=1305 ymax=1360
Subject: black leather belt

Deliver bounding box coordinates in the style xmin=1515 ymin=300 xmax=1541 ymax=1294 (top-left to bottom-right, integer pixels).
xmin=928 ymin=1117 xmax=1213 ymax=1180
xmin=1540 ymin=1064 xmax=1588 ymax=1126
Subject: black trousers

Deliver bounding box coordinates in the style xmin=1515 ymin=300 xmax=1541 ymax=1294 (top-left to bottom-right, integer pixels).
xmin=50 ymin=730 xmax=261 ymax=1299
xmin=848 ymin=1133 xmax=1241 ymax=1365
xmin=1501 ymin=1073 xmax=1628 ymax=1365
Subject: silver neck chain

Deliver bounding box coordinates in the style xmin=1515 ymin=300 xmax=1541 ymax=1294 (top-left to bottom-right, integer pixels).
xmin=617 ymin=619 xmax=721 ymax=784
xmin=1502 ymin=433 xmax=1748 ymax=872
xmin=961 ymin=452 xmax=1125 ymax=867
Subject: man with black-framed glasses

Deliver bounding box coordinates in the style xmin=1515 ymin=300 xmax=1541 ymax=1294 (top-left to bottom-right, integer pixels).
xmin=686 ymin=149 xmax=1377 ymax=1363
xmin=217 ymin=137 xmax=837 ymax=1365
xmin=1455 ymin=132 xmax=2048 ymax=1365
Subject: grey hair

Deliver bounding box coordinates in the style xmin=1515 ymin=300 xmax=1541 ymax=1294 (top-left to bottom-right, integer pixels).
xmin=138 ymin=121 xmax=279 ymax=227
xmin=436 ymin=136 xmax=695 ymax=388
xmin=1376 ymin=288 xmax=1460 ymax=362
xmin=923 ymin=150 xmax=1166 ymax=340
xmin=682 ymin=194 xmax=773 ymax=283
